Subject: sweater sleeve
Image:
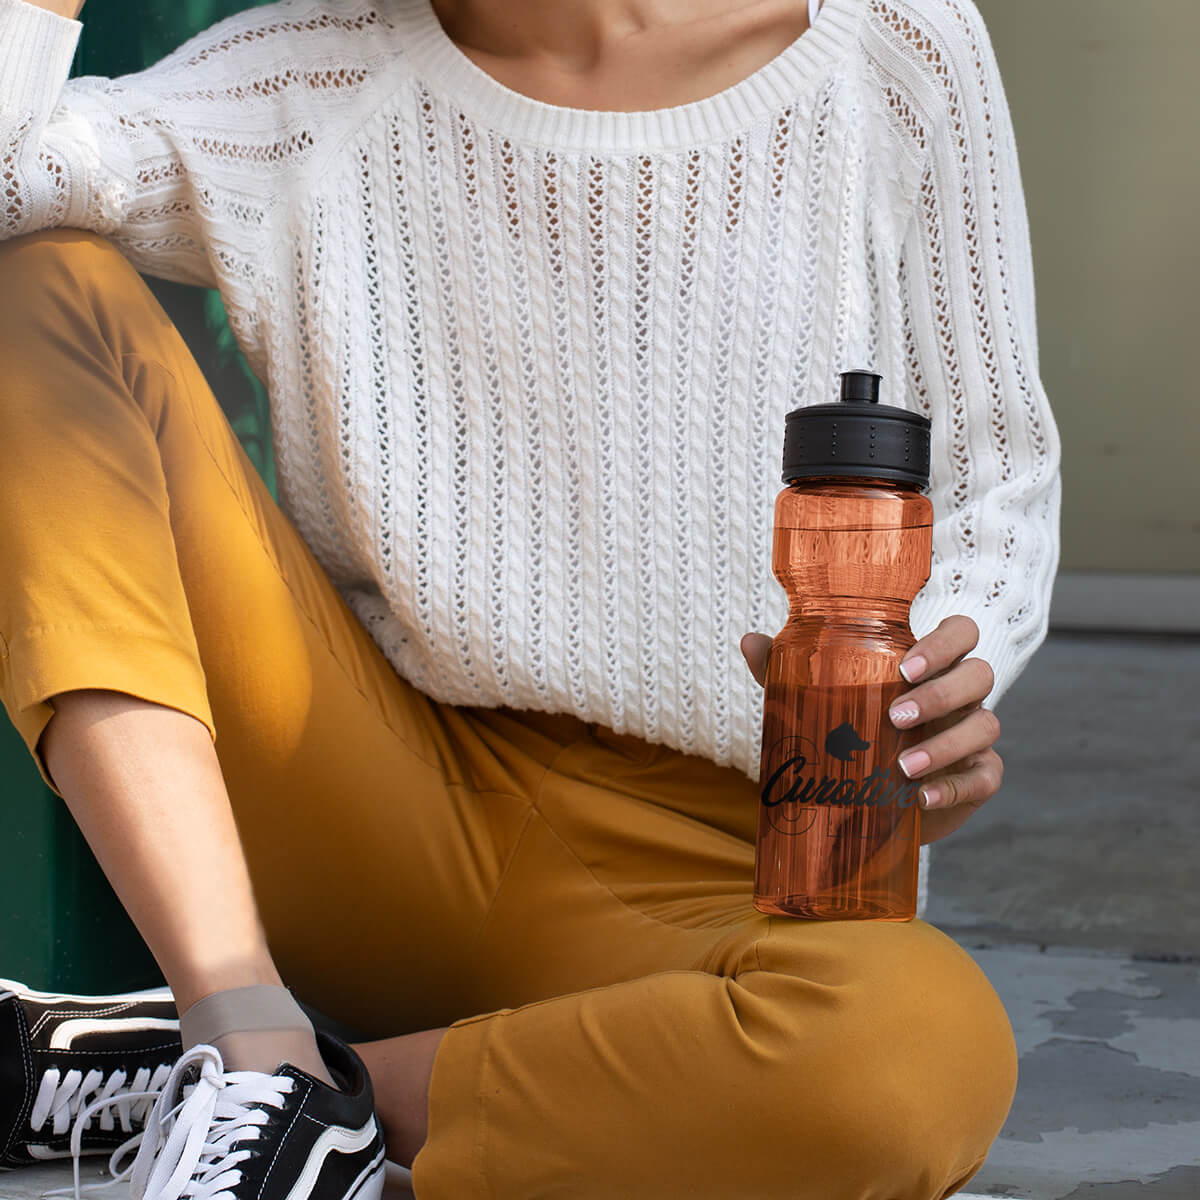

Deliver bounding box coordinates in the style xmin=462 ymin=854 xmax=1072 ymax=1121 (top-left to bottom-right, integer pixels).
xmin=898 ymin=0 xmax=1062 ymax=711
xmin=0 ymin=0 xmax=375 ymax=323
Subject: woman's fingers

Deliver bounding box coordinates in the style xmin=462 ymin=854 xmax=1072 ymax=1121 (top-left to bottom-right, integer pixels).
xmin=888 ymin=617 xmax=1004 ymax=841
xmin=918 ymin=748 xmax=1005 ymax=843
xmin=889 ymin=656 xmax=995 ymax=728
xmin=919 ymin=747 xmax=1005 ymax=810
xmin=896 ymin=706 xmax=1002 ymax=783
xmin=898 ymin=615 xmax=981 ymax=685
xmin=740 ymin=632 xmax=773 ymax=687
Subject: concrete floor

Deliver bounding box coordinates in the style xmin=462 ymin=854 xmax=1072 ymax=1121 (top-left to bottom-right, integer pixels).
xmin=1 ymin=633 xmax=1196 ymax=1199
xmin=925 ymin=632 xmax=1200 ymax=1198
xmin=0 ymin=1160 xmax=416 ymax=1200
xmin=926 ymin=633 xmax=1200 ymax=959
xmin=951 ymin=943 xmax=1200 ymax=1198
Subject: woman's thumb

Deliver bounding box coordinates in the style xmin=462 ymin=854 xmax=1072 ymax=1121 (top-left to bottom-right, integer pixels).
xmin=740 ymin=633 xmax=773 ymax=687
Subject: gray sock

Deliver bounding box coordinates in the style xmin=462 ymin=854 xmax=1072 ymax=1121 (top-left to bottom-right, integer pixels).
xmin=178 ymin=984 xmax=334 ymax=1084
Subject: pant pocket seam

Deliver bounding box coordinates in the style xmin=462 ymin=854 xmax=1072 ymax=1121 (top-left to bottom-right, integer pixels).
xmin=525 ymin=773 xmax=728 ymax=936
xmin=469 ymin=805 xmax=536 ymax=954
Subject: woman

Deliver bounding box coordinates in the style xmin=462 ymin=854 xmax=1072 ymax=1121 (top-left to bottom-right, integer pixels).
xmin=0 ymin=0 xmax=1059 ymax=1196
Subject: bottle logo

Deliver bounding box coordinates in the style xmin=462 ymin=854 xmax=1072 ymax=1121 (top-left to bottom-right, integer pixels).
xmin=760 ymin=726 xmax=920 ymax=837
xmin=824 ymin=722 xmax=872 ymax=761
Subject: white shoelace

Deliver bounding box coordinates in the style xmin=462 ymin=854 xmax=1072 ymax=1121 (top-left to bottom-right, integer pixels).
xmin=31 ymin=1063 xmax=174 ymax=1141
xmin=43 ymin=1043 xmax=295 ymax=1200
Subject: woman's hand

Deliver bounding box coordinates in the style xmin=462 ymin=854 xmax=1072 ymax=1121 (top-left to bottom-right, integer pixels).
xmin=740 ymin=614 xmax=1003 ymax=845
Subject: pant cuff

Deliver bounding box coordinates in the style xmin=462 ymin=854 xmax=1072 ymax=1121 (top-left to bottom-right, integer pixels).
xmin=0 ymin=622 xmax=216 ymax=798
xmin=410 ymin=1011 xmax=496 ymax=1199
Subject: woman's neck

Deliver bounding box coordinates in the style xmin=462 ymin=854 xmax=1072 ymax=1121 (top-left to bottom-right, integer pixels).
xmin=429 ymin=0 xmax=786 ymax=69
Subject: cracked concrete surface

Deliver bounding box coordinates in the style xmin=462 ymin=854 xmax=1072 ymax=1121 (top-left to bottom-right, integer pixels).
xmin=954 ymin=945 xmax=1200 ymax=1198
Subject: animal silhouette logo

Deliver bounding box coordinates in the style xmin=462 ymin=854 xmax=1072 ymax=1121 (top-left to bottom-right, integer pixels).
xmin=824 ymin=722 xmax=871 ymax=762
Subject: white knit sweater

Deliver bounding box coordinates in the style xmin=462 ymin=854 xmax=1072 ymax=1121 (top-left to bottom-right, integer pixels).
xmin=0 ymin=0 xmax=1060 ymax=794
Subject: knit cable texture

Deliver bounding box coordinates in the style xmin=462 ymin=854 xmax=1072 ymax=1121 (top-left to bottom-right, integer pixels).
xmin=0 ymin=0 xmax=1061 ymax=910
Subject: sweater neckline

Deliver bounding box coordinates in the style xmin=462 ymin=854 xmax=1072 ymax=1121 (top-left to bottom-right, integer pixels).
xmin=391 ymin=0 xmax=863 ymax=152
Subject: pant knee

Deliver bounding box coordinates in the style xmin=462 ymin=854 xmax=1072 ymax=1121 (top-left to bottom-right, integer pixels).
xmin=744 ymin=923 xmax=1017 ymax=1197
xmin=0 ymin=227 xmax=180 ymax=440
xmin=0 ymin=226 xmax=165 ymax=361
xmin=0 ymin=226 xmax=124 ymax=289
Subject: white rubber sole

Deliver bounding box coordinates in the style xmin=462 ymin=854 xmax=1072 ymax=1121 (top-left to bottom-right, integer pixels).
xmin=346 ymin=1147 xmax=389 ymax=1200
xmin=0 ymin=977 xmax=174 ymax=1004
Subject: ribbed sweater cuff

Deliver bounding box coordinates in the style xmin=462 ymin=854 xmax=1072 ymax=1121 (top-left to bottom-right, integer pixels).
xmin=911 ymin=597 xmax=1036 ymax=714
xmin=0 ymin=0 xmax=81 ymax=118
xmin=979 ymin=629 xmax=1025 ymax=713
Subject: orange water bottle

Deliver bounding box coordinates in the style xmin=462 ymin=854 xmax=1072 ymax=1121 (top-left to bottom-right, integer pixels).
xmin=754 ymin=370 xmax=933 ymax=920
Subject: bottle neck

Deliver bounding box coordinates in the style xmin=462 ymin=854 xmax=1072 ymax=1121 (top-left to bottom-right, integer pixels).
xmin=770 ymin=480 xmax=934 ymax=619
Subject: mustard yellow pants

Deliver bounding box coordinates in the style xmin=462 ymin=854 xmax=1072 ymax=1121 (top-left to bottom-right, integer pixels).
xmin=0 ymin=229 xmax=1017 ymax=1199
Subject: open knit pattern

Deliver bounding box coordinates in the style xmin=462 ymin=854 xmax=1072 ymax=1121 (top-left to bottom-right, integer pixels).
xmin=0 ymin=0 xmax=1060 ymax=910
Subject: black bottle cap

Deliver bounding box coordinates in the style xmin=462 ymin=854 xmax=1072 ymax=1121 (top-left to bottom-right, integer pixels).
xmin=781 ymin=370 xmax=931 ymax=490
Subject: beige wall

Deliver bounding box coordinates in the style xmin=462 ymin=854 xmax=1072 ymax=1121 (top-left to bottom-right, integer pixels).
xmin=977 ymin=0 xmax=1199 ymax=572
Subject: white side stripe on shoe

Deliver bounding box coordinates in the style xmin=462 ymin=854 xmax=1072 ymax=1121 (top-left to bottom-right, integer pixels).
xmin=280 ymin=1116 xmax=380 ymax=1200
xmin=50 ymin=1018 xmax=181 ymax=1050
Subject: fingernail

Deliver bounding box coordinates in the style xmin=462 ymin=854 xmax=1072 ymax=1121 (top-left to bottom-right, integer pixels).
xmin=899 ymin=655 xmax=927 ymax=684
xmin=889 ymin=702 xmax=920 ymax=727
xmin=921 ymin=785 xmax=942 ymax=809
xmin=899 ymin=749 xmax=931 ymax=778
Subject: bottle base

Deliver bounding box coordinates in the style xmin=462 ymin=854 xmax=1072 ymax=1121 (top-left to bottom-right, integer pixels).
xmin=753 ymin=894 xmax=916 ymax=922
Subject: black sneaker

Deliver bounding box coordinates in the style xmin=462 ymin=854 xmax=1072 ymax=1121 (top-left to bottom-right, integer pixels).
xmin=112 ymin=1028 xmax=386 ymax=1200
xmin=0 ymin=977 xmax=181 ymax=1170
